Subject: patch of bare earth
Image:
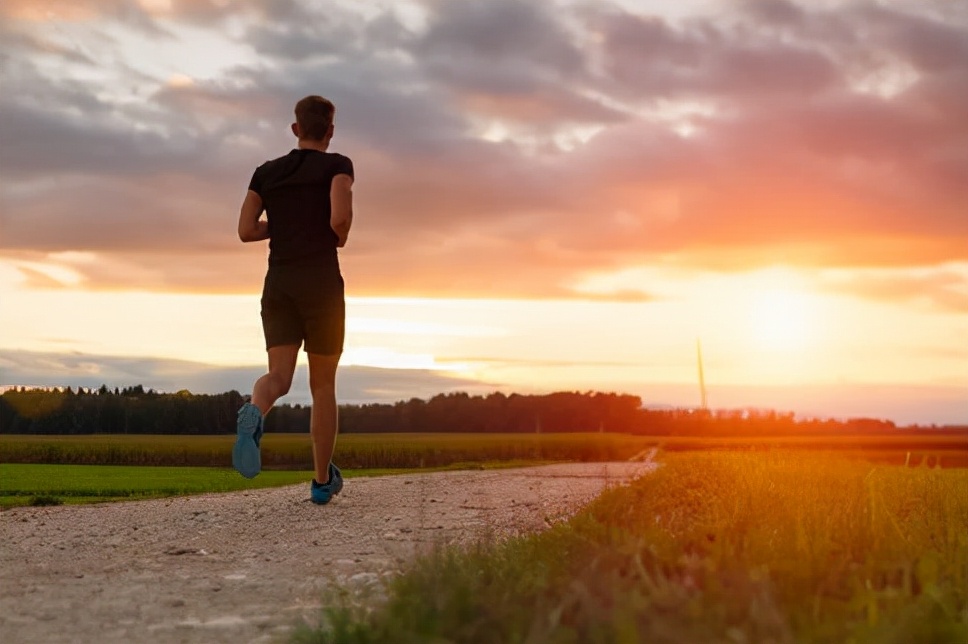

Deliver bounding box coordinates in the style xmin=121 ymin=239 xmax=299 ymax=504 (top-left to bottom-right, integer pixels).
xmin=0 ymin=461 xmax=655 ymax=643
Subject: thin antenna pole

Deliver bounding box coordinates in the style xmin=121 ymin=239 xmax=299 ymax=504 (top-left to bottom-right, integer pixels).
xmin=697 ymin=338 xmax=708 ymax=411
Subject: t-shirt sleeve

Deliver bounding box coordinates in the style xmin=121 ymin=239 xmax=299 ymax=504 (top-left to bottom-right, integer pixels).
xmin=335 ymin=155 xmax=354 ymax=179
xmin=247 ymin=167 xmax=263 ymax=195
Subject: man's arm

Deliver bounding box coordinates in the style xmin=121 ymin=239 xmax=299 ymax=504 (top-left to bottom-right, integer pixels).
xmin=330 ymin=173 xmax=353 ymax=248
xmin=238 ymin=190 xmax=268 ymax=242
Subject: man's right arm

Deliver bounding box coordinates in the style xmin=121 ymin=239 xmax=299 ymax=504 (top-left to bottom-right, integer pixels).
xmin=330 ymin=173 xmax=354 ymax=248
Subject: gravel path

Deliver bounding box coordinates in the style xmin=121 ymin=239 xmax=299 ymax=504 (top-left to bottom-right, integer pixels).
xmin=0 ymin=461 xmax=655 ymax=644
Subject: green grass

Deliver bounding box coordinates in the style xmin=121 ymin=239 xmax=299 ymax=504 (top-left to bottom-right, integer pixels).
xmin=296 ymin=452 xmax=968 ymax=644
xmin=0 ymin=464 xmax=315 ymax=506
xmin=0 ymin=460 xmax=559 ymax=507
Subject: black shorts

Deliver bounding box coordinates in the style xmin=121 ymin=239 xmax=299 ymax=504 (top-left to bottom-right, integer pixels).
xmin=260 ymin=264 xmax=345 ymax=355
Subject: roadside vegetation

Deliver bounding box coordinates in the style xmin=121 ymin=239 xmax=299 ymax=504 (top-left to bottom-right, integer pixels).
xmin=296 ymin=452 xmax=968 ymax=644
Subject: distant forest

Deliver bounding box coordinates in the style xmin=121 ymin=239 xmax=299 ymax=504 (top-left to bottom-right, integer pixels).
xmin=2 ymin=385 xmax=959 ymax=436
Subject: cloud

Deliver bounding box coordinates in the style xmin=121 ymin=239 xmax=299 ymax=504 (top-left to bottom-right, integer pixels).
xmin=820 ymin=265 xmax=968 ymax=313
xmin=1 ymin=0 xmax=159 ymax=27
xmin=1 ymin=0 xmax=967 ymax=299
xmin=589 ymin=6 xmax=842 ymax=100
xmin=412 ymin=0 xmax=616 ymax=127
xmin=0 ymin=349 xmax=491 ymax=405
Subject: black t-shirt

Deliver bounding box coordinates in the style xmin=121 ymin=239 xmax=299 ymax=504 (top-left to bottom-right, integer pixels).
xmin=248 ymin=149 xmax=354 ymax=267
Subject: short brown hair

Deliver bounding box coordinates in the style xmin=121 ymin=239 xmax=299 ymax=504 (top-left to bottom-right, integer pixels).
xmin=294 ymin=95 xmax=335 ymax=140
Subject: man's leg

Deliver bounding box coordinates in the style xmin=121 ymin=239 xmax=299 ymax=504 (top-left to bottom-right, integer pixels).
xmin=251 ymin=345 xmax=300 ymax=414
xmin=307 ymin=352 xmax=340 ymax=484
xmin=234 ymin=345 xmax=299 ymax=478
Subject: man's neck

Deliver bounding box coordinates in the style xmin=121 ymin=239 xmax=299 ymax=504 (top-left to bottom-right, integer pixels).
xmin=297 ymin=139 xmax=330 ymax=152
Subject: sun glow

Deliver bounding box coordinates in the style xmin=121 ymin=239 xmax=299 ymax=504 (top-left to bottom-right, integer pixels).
xmin=748 ymin=288 xmax=815 ymax=352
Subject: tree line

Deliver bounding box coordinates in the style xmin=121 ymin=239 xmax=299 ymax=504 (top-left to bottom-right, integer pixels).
xmin=1 ymin=385 xmax=954 ymax=437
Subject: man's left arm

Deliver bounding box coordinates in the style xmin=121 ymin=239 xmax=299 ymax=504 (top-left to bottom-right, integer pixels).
xmin=238 ymin=190 xmax=268 ymax=242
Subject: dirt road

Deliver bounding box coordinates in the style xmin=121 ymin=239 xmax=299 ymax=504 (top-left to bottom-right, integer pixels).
xmin=0 ymin=462 xmax=655 ymax=644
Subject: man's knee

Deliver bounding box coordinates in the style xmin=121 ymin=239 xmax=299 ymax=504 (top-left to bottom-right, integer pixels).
xmin=309 ymin=374 xmax=335 ymax=398
xmin=269 ymin=371 xmax=294 ymax=395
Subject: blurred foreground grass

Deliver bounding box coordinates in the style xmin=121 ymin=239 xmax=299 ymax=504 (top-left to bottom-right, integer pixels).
xmin=298 ymin=452 xmax=968 ymax=644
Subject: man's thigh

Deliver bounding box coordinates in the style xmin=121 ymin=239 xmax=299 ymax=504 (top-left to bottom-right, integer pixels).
xmin=302 ymin=298 xmax=345 ymax=356
xmin=295 ymin=270 xmax=344 ymax=356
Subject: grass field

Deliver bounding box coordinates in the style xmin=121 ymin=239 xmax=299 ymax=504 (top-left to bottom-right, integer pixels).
xmin=0 ymin=460 xmax=550 ymax=508
xmin=0 ymin=464 xmax=314 ymax=507
xmin=297 ymin=452 xmax=968 ymax=643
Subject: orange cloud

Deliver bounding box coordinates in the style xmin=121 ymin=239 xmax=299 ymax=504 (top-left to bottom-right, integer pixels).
xmin=820 ymin=267 xmax=968 ymax=313
xmin=2 ymin=0 xmax=103 ymax=21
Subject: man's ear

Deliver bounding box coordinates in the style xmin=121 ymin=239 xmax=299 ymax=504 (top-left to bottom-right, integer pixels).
xmin=327 ymin=123 xmax=334 ymax=138
xmin=291 ymin=122 xmax=300 ymax=138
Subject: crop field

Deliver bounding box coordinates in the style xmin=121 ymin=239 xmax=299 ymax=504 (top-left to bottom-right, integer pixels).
xmin=0 ymin=432 xmax=657 ymax=468
xmin=656 ymin=433 xmax=968 ymax=467
xmin=1 ymin=431 xmax=965 ymax=469
xmin=302 ymin=452 xmax=968 ymax=643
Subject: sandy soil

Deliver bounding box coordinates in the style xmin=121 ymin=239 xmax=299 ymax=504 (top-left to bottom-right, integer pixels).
xmin=0 ymin=461 xmax=655 ymax=644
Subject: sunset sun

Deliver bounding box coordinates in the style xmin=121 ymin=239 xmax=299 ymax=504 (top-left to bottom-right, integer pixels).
xmin=749 ymin=288 xmax=814 ymax=352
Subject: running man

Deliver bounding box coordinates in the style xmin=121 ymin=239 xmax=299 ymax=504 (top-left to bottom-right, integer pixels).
xmin=233 ymin=95 xmax=354 ymax=505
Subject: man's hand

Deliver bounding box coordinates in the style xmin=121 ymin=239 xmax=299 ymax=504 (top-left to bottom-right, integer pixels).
xmin=330 ymin=173 xmax=353 ymax=247
xmin=238 ymin=190 xmax=268 ymax=242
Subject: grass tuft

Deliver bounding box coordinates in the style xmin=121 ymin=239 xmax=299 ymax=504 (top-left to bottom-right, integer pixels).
xmin=299 ymin=452 xmax=968 ymax=643
xmin=28 ymin=494 xmax=63 ymax=506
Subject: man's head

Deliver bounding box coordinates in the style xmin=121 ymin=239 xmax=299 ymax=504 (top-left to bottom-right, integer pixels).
xmin=292 ymin=95 xmax=335 ymax=142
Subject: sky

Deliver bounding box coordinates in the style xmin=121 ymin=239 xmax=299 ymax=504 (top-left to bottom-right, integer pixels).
xmin=1 ymin=0 xmax=966 ymax=425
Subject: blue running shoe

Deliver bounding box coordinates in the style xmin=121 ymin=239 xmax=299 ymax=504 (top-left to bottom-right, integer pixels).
xmin=310 ymin=463 xmax=344 ymax=505
xmin=233 ymin=402 xmax=263 ymax=479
